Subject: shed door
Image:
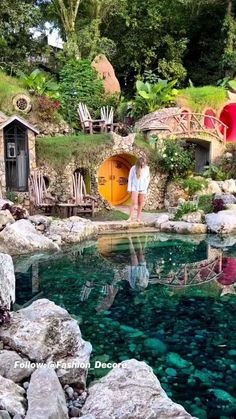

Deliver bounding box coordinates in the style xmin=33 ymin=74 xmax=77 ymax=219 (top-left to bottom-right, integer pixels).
xmin=4 ymin=122 xmax=29 ymax=191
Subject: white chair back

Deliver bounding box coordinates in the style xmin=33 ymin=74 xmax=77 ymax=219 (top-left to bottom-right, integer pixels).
xmin=78 ymin=103 xmax=92 ymax=128
xmin=29 ymin=170 xmax=47 ymax=206
xmin=71 ymin=172 xmax=87 ymax=204
xmin=101 ymin=106 xmax=114 ymax=124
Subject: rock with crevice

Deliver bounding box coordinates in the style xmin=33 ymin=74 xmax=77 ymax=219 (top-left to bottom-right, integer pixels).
xmin=0 ymin=253 xmax=15 ymax=308
xmin=48 ymin=217 xmax=97 ymax=244
xmin=0 ymin=375 xmax=26 ymax=416
xmin=0 ymin=299 xmax=92 ymax=386
xmin=81 ymin=359 xmax=196 ymax=419
xmin=25 ymin=368 xmax=68 ymax=419
xmin=181 ymin=210 xmax=204 ymax=224
xmin=0 ymin=219 xmax=59 ymax=255
xmin=155 ymin=214 xmax=169 ymax=228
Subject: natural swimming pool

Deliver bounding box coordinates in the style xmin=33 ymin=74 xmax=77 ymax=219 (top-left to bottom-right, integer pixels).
xmin=14 ymin=233 xmax=236 ymax=419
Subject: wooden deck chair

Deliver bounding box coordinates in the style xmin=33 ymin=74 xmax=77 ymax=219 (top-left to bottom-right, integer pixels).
xmin=70 ymin=171 xmax=97 ymax=217
xmin=78 ymin=102 xmax=105 ymax=134
xmin=28 ymin=170 xmax=56 ymax=215
xmin=101 ymin=106 xmax=114 ymax=132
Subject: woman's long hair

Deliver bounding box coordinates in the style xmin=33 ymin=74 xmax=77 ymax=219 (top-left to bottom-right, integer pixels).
xmin=135 ymin=157 xmax=147 ymax=178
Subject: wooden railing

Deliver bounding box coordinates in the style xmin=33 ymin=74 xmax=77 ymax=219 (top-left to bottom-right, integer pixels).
xmin=157 ymin=112 xmax=228 ymax=142
xmin=150 ymin=255 xmax=222 ymax=287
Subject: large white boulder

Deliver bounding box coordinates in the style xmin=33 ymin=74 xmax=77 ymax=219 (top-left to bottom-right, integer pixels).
xmin=0 ymin=350 xmax=34 ymax=383
xmin=0 ymin=375 xmax=26 ymax=416
xmin=48 ymin=217 xmax=97 ymax=244
xmin=219 ymin=179 xmax=236 ymax=193
xmin=82 ymin=359 xmax=196 ymax=419
xmin=0 ymin=299 xmax=92 ymax=386
xmin=0 ymin=253 xmax=15 ymax=308
xmin=0 ymin=219 xmax=59 ymax=255
xmin=205 ymin=180 xmax=222 ymax=195
xmin=206 ymin=209 xmax=236 ymax=234
xmin=25 ymin=368 xmax=68 ymax=419
xmin=0 ymin=210 xmax=15 ymax=231
xmin=160 ymin=221 xmax=207 ymax=234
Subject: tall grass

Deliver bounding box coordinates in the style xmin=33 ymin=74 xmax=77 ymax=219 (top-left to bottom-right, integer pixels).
xmin=0 ymin=70 xmax=26 ymax=113
xmin=177 ymin=86 xmax=227 ymax=112
xmin=36 ymin=134 xmax=113 ymax=169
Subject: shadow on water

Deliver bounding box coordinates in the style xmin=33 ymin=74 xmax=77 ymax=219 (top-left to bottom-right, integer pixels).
xmin=13 ymin=233 xmax=236 ymax=419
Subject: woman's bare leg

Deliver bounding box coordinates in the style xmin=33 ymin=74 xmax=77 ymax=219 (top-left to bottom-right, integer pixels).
xmin=137 ymin=193 xmax=146 ymax=222
xmin=128 ymin=192 xmax=138 ymax=221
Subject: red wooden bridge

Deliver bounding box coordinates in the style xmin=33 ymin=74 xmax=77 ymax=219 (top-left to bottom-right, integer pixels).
xmin=150 ymin=255 xmax=223 ymax=287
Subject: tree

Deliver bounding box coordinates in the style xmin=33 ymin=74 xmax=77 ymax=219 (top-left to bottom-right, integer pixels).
xmin=221 ymin=0 xmax=236 ymax=78
xmin=102 ymin=0 xmax=188 ymax=90
xmin=0 ymin=0 xmax=43 ymax=74
xmin=52 ymin=0 xmax=81 ymax=57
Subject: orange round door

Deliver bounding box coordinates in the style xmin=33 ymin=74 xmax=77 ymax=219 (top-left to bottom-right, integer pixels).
xmin=98 ymin=157 xmax=131 ymax=205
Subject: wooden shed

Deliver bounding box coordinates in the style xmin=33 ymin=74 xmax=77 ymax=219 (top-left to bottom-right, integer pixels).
xmin=0 ymin=113 xmax=38 ymax=195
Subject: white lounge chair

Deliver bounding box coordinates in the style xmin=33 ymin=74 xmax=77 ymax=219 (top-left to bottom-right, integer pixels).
xmin=78 ymin=102 xmax=105 ymax=134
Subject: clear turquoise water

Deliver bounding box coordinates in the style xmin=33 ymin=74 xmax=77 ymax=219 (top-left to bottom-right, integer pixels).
xmin=14 ymin=234 xmax=236 ymax=419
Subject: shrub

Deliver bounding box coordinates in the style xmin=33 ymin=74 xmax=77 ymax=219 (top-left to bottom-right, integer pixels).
xmin=213 ymin=198 xmax=225 ymax=213
xmin=59 ymin=59 xmax=105 ymax=127
xmin=132 ymin=79 xmax=178 ymax=119
xmin=218 ymin=153 xmax=236 ymax=179
xmin=0 ymin=304 xmax=10 ymax=326
xmin=174 ymin=202 xmax=198 ymax=220
xmin=180 ymin=177 xmax=208 ymax=196
xmin=198 ymin=194 xmax=214 ymax=214
xmin=150 ymin=138 xmax=194 ymax=178
xmin=203 ymin=164 xmax=228 ymax=181
xmin=36 ymin=96 xmax=61 ymax=122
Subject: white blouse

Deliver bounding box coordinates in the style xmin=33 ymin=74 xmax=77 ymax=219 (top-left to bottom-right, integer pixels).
xmin=128 ymin=165 xmax=150 ymax=193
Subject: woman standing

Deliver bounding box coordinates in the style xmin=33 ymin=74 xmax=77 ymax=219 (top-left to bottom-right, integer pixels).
xmin=127 ymin=157 xmax=150 ymax=222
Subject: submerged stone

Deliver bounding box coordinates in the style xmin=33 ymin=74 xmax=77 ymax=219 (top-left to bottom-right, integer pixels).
xmin=144 ymin=338 xmax=167 ymax=354
xmin=166 ymin=352 xmax=191 ymax=369
xmin=165 ymin=368 xmax=177 ymax=377
xmin=208 ymin=389 xmax=236 ymax=404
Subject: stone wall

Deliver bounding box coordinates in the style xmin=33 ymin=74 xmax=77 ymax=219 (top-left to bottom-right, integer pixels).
xmin=37 ymin=134 xmax=168 ymax=210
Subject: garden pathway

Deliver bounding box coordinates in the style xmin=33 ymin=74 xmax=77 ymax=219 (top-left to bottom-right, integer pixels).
xmin=117 ymin=205 xmax=168 ymax=223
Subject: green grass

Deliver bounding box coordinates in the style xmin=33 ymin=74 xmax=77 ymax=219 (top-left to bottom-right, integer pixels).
xmin=177 ymin=86 xmax=227 ymax=112
xmin=92 ymin=209 xmax=129 ymax=221
xmin=0 ymin=70 xmax=27 ymax=114
xmin=36 ymin=134 xmax=113 ymax=168
xmin=134 ymin=133 xmax=152 ymax=152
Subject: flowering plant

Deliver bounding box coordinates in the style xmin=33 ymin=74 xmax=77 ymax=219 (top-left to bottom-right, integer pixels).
xmin=150 ymin=138 xmax=194 ymax=178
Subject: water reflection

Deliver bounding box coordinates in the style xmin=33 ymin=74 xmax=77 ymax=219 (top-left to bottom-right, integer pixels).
xmin=13 ymin=234 xmax=236 ymax=419
xmin=14 ymin=234 xmax=236 ymax=309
